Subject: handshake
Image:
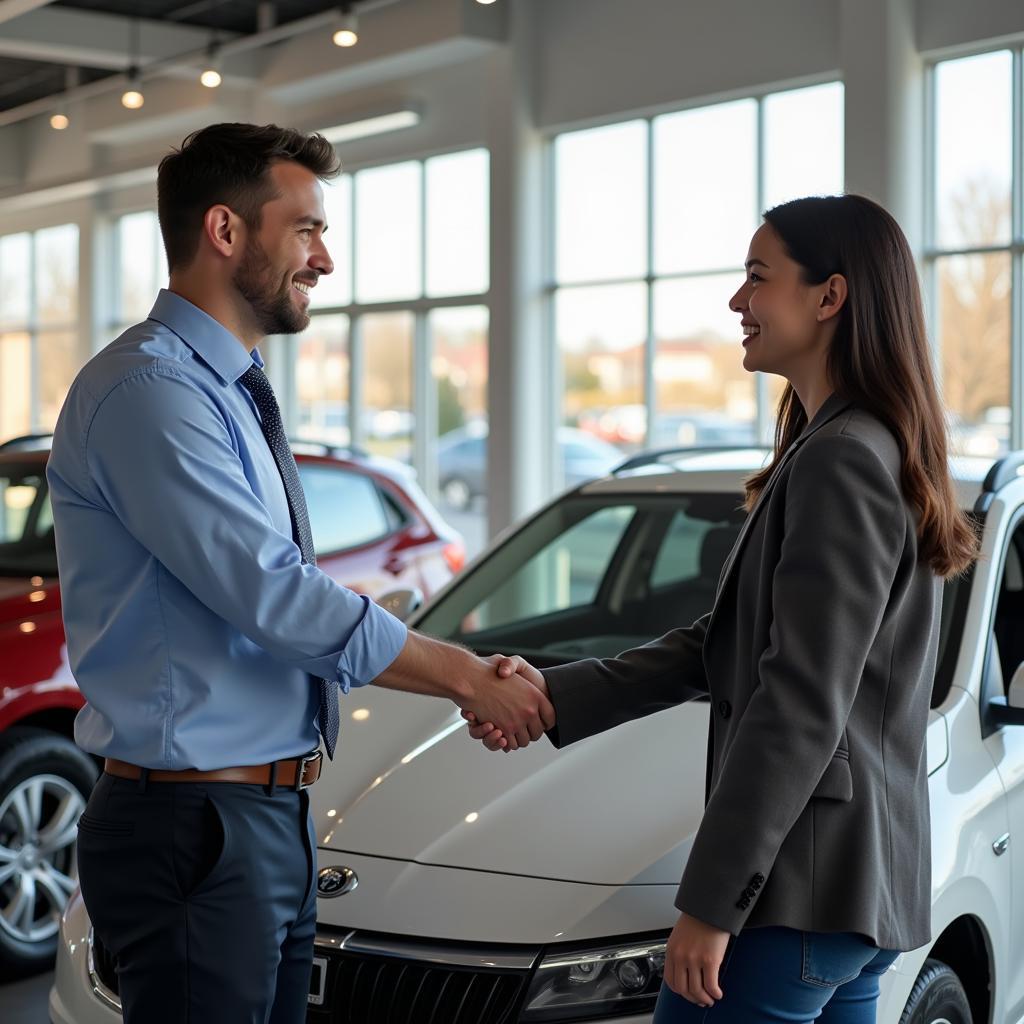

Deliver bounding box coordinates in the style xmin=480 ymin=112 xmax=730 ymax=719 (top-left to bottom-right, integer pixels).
xmin=460 ymin=654 xmax=553 ymax=752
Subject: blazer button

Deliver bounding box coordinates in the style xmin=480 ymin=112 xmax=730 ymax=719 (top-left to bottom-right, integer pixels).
xmin=718 ymin=700 xmax=732 ymax=719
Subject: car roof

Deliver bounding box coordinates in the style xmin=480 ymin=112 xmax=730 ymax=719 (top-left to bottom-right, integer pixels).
xmin=579 ymin=447 xmax=1000 ymax=512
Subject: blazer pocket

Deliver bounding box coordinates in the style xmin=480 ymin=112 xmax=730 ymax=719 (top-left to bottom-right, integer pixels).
xmin=810 ymin=751 xmax=853 ymax=802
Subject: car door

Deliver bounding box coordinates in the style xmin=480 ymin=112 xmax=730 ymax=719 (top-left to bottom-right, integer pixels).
xmin=981 ymin=514 xmax=1024 ymax=1022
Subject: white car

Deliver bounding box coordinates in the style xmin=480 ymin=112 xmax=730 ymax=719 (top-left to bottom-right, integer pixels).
xmin=51 ymin=445 xmax=1024 ymax=1024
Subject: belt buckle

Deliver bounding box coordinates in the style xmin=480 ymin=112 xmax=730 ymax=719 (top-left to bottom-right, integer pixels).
xmin=296 ymin=750 xmax=322 ymax=791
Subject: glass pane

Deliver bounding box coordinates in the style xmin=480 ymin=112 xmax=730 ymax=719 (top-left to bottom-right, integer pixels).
xmin=35 ymin=224 xmax=78 ymax=325
xmin=468 ymin=504 xmax=637 ymax=630
xmin=937 ymin=252 xmax=1011 ymax=457
xmin=557 ymin=283 xmax=647 ymax=458
xmin=430 ymin=305 xmax=489 ymax=557
xmin=0 ymin=234 xmax=31 ymax=327
xmin=654 ymin=99 xmax=758 ymax=274
xmin=355 ymin=163 xmax=421 ymax=302
xmin=763 ymin=82 xmax=844 ymax=209
xmin=295 ymin=314 xmax=350 ymax=445
xmin=652 ymin=275 xmax=756 ymax=448
xmin=555 ymin=120 xmax=648 ymax=284
xmin=426 ymin=149 xmax=489 ymax=298
xmin=119 ymin=211 xmax=165 ymax=323
xmin=934 ymin=51 xmax=1012 ymax=249
xmin=361 ymin=311 xmax=414 ymax=460
xmin=298 ymin=464 xmax=391 ymax=554
xmin=0 ymin=332 xmax=31 ymax=439
xmin=37 ymin=331 xmax=78 ymax=431
xmin=311 ymin=174 xmax=352 ymax=309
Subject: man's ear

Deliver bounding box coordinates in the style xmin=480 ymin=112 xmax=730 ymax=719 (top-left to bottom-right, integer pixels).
xmin=817 ymin=273 xmax=848 ymax=323
xmin=203 ymin=205 xmax=243 ymax=260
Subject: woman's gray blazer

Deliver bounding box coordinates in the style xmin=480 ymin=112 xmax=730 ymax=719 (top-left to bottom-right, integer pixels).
xmin=541 ymin=392 xmax=944 ymax=952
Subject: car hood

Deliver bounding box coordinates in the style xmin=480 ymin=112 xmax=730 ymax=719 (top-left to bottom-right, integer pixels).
xmin=312 ymin=691 xmax=952 ymax=889
xmin=311 ymin=687 xmax=710 ymax=886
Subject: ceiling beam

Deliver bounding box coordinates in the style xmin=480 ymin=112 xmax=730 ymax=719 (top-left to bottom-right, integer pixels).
xmin=0 ymin=0 xmax=53 ymax=28
xmin=0 ymin=7 xmax=242 ymax=71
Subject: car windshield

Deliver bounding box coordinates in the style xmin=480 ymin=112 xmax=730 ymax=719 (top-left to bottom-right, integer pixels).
xmin=416 ymin=490 xmax=970 ymax=708
xmin=0 ymin=463 xmax=56 ymax=576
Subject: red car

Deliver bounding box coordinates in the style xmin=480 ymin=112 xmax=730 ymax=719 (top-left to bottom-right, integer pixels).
xmin=0 ymin=433 xmax=463 ymax=977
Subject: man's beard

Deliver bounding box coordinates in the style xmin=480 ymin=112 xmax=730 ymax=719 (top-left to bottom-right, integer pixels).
xmin=233 ymin=236 xmax=309 ymax=336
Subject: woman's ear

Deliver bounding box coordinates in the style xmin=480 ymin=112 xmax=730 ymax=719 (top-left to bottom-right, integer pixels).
xmin=817 ymin=273 xmax=848 ymax=323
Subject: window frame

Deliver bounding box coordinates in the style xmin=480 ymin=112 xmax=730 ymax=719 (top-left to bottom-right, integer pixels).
xmin=923 ymin=46 xmax=1024 ymax=453
xmin=545 ymin=78 xmax=846 ymax=485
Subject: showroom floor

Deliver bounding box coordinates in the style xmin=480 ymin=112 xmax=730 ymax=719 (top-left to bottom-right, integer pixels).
xmin=2 ymin=970 xmax=52 ymax=1022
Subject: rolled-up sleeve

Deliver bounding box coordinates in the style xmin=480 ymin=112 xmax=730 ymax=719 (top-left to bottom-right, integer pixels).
xmin=84 ymin=364 xmax=407 ymax=688
xmin=337 ymin=596 xmax=408 ymax=693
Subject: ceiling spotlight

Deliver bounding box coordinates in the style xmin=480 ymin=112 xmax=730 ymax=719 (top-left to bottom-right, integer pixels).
xmin=476 ymin=0 xmax=498 ymax=4
xmin=333 ymin=6 xmax=358 ymax=47
xmin=200 ymin=39 xmax=222 ymax=88
xmin=50 ymin=112 xmax=69 ymax=130
xmin=121 ymin=67 xmax=144 ymax=109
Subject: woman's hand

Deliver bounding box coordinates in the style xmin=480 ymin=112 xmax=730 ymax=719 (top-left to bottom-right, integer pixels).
xmin=663 ymin=912 xmax=731 ymax=1006
xmin=462 ymin=654 xmax=551 ymax=752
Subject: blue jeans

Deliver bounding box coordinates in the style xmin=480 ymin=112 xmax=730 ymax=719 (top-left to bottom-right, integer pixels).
xmin=652 ymin=926 xmax=900 ymax=1023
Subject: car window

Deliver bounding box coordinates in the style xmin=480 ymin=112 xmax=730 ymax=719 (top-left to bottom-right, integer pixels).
xmin=0 ymin=466 xmax=56 ymax=575
xmin=993 ymin=521 xmax=1024 ymax=694
xmin=650 ymin=511 xmax=717 ymax=587
xmin=298 ymin=464 xmax=396 ymax=554
xmin=417 ymin=493 xmax=743 ymax=659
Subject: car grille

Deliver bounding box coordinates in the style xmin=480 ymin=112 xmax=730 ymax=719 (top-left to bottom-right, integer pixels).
xmin=90 ymin=930 xmax=534 ymax=1023
xmin=309 ymin=935 xmax=533 ymax=1024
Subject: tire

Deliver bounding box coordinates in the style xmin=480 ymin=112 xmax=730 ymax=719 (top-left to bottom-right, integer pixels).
xmin=898 ymin=958 xmax=972 ymax=1024
xmin=0 ymin=726 xmax=98 ymax=979
xmin=441 ymin=477 xmax=473 ymax=512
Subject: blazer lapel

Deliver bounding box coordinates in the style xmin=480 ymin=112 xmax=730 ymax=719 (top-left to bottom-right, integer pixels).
xmin=712 ymin=393 xmax=853 ymax=605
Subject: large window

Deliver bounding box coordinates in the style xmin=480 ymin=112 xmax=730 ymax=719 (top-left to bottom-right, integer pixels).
xmin=0 ymin=224 xmax=80 ymax=438
xmin=113 ymin=210 xmax=168 ymax=336
xmin=297 ymin=148 xmax=490 ymax=555
xmin=928 ymin=50 xmax=1017 ymax=457
xmin=552 ymin=83 xmax=844 ymax=473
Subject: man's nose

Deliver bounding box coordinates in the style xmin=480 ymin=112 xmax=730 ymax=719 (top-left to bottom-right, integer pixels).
xmin=311 ymin=242 xmax=334 ymax=277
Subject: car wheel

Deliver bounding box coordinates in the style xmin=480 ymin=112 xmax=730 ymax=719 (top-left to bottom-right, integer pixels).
xmin=898 ymin=958 xmax=972 ymax=1024
xmin=441 ymin=477 xmax=473 ymax=512
xmin=0 ymin=726 xmax=98 ymax=979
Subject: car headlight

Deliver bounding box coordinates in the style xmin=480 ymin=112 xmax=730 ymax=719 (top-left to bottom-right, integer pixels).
xmin=520 ymin=935 xmax=668 ymax=1021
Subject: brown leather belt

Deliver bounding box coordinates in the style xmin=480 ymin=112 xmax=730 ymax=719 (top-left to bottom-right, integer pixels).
xmin=103 ymin=750 xmax=322 ymax=790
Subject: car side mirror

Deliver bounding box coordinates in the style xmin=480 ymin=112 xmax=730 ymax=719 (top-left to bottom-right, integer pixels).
xmin=989 ymin=662 xmax=1024 ymax=727
xmin=377 ymin=587 xmax=424 ymax=622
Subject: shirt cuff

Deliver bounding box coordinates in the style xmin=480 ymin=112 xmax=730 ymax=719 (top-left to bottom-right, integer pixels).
xmin=336 ymin=596 xmax=408 ymax=694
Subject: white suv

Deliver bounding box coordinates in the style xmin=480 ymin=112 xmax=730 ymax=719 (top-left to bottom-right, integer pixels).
xmin=51 ymin=446 xmax=1024 ymax=1024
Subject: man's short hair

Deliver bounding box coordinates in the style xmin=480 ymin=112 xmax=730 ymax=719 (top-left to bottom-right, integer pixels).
xmin=157 ymin=123 xmax=341 ymax=272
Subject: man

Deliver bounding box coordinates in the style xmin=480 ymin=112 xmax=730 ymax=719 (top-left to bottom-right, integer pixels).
xmin=47 ymin=122 xmax=552 ymax=1024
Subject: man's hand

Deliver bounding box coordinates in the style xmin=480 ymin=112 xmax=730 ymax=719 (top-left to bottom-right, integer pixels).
xmin=462 ymin=655 xmax=553 ymax=752
xmin=457 ymin=653 xmax=554 ymax=750
xmin=663 ymin=912 xmax=730 ymax=1007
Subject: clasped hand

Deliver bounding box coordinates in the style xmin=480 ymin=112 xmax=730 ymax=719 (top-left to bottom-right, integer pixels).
xmin=461 ymin=654 xmax=551 ymax=752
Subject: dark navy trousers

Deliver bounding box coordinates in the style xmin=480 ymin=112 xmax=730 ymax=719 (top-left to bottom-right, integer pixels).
xmin=77 ymin=772 xmax=318 ymax=1023
xmin=653 ymin=925 xmax=900 ymax=1023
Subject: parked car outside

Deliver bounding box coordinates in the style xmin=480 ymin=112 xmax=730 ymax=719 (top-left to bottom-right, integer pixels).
xmin=436 ymin=424 xmax=622 ymax=511
xmin=52 ymin=444 xmax=1024 ymax=1024
xmin=0 ymin=433 xmax=463 ymax=977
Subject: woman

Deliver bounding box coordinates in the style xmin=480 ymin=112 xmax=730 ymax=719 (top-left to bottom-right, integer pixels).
xmin=465 ymin=194 xmax=979 ymax=1022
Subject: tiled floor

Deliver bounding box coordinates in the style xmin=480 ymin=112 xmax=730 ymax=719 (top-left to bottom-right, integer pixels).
xmin=0 ymin=970 xmax=53 ymax=1023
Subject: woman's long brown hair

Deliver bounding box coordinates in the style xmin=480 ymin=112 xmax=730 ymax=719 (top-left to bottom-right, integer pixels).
xmin=744 ymin=194 xmax=979 ymax=578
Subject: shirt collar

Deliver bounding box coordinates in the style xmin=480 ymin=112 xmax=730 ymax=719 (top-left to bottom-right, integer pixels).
xmin=800 ymin=390 xmax=852 ymax=437
xmin=148 ymin=289 xmax=262 ymax=386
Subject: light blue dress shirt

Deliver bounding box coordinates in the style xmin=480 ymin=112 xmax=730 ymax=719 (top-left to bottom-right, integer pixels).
xmin=46 ymin=289 xmax=408 ymax=770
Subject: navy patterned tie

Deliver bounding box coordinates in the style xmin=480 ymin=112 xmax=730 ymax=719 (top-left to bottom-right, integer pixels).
xmin=240 ymin=365 xmax=340 ymax=759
